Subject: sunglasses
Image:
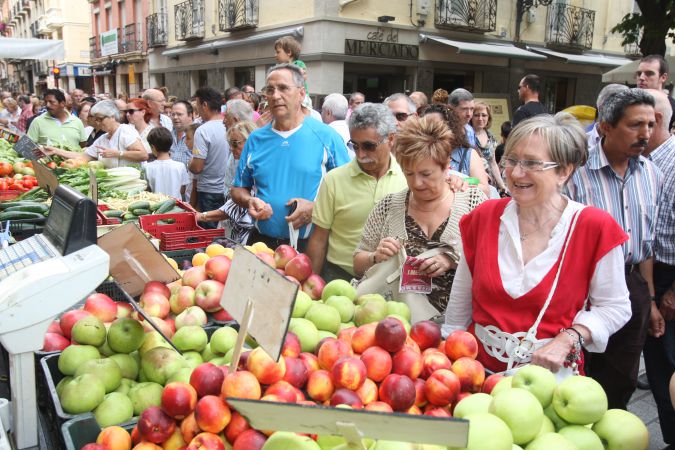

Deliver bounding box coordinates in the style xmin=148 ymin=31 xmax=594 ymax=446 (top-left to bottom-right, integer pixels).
xmin=347 ymin=138 xmax=385 ymax=152
xmin=126 ymin=109 xmax=141 ymax=114
xmin=394 ymin=112 xmax=413 ymax=122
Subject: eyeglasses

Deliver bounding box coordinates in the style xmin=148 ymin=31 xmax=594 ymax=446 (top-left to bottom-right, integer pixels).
xmin=261 ymin=84 xmax=301 ymax=96
xmin=347 ymin=138 xmax=385 ymax=152
xmin=92 ymin=115 xmax=108 ymax=122
xmin=500 ymin=158 xmax=559 ymax=172
xmin=126 ymin=109 xmax=140 ymax=114
xmin=394 ymin=112 xmax=413 ymax=122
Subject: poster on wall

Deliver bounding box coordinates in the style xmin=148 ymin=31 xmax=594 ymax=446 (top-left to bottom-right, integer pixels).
xmin=473 ymin=94 xmax=512 ymax=136
xmin=100 ymin=29 xmax=119 ymax=57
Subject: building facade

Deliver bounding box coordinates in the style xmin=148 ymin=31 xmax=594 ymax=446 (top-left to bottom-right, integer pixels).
xmin=2 ymin=0 xmax=93 ymax=94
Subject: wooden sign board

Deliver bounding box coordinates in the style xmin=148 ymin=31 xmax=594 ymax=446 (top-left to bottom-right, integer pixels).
xmin=220 ymin=246 xmax=297 ymax=362
xmin=98 ymin=223 xmax=179 ymax=297
xmin=88 ymin=167 xmax=98 ymax=204
xmin=33 ymin=161 xmax=58 ymax=196
xmin=229 ymin=398 xmax=469 ymax=448
xmin=13 ymin=135 xmax=42 ymax=160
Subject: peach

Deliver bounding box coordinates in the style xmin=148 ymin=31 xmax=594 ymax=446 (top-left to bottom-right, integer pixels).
xmin=424 ymin=369 xmax=461 ymax=407
xmin=421 ymin=350 xmax=452 ymax=379
xmin=392 ymin=347 xmax=423 ymax=380
xmin=360 ymin=346 xmax=392 ymax=382
xmin=409 ymin=320 xmax=442 ymax=351
xmin=444 ymin=330 xmax=478 ymax=361
xmin=337 ymin=326 xmax=357 ymax=346
xmin=299 ymin=352 xmax=320 ymax=373
xmin=130 ymin=425 xmax=141 ymax=446
xmin=403 ymin=336 xmax=421 ymax=354
xmin=233 ymin=429 xmax=267 ymax=450
xmin=365 ymin=401 xmax=393 ymax=413
xmin=481 ymin=373 xmax=505 ymax=394
xmin=281 ymin=332 xmax=302 ymax=358
xmin=414 ymin=377 xmax=428 ymax=407
xmin=162 ymin=427 xmax=188 ymax=450
xmin=138 ymin=406 xmax=175 ymax=444
xmin=406 ymin=405 xmax=422 ymax=415
xmin=221 ymin=370 xmax=261 ymax=401
xmin=375 ymin=317 xmax=407 ymax=353
xmin=97 ymin=426 xmax=132 ymax=450
xmin=190 ymin=362 xmax=225 ymax=398
xmin=306 ymin=369 xmax=334 ymax=402
xmin=187 ymin=432 xmax=225 ymax=450
xmin=180 ymin=413 xmax=201 ymax=443
xmin=317 ymin=338 xmax=353 ymax=370
xmin=246 ymin=347 xmax=286 ymax=385
xmin=161 ymin=381 xmax=198 ymax=420
xmin=194 ymin=395 xmax=231 ymax=434
xmin=351 ymin=323 xmax=377 ymax=354
xmin=424 ymin=406 xmax=452 ymax=417
xmin=131 ymin=444 xmax=162 ymax=450
xmin=332 ymin=356 xmax=367 ymax=391
xmin=264 ymin=381 xmax=298 ymax=403
xmin=224 ymin=411 xmax=250 ymax=445
xmin=355 ymin=378 xmax=378 ymax=405
xmin=451 ymin=357 xmax=485 ymax=392
xmin=260 ymin=393 xmax=286 ymax=403
xmin=330 ymin=388 xmax=364 ymax=408
xmin=282 ymin=356 xmax=309 ymax=389
xmin=378 ymin=374 xmax=416 ymax=412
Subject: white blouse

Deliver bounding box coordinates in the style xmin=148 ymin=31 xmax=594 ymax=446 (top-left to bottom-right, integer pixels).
xmin=442 ymin=198 xmax=631 ymax=353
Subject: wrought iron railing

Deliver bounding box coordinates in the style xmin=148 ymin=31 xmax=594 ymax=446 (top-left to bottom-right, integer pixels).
xmin=121 ymin=23 xmax=144 ymax=53
xmin=146 ymin=12 xmax=168 ymax=47
xmin=545 ymin=3 xmax=595 ymax=51
xmin=435 ymin=0 xmax=497 ymax=33
xmin=175 ymin=0 xmax=205 ymax=41
xmin=218 ymin=0 xmax=258 ymax=32
xmin=29 ymin=21 xmax=38 ymax=37
xmin=21 ymin=0 xmax=31 ymax=12
xmin=89 ymin=36 xmax=101 ymax=59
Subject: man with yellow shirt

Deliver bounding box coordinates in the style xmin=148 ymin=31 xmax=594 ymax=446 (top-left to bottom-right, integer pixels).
xmin=307 ymin=103 xmax=407 ymax=281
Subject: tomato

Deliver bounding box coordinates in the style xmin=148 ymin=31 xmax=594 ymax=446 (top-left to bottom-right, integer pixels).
xmin=47 ymin=162 xmax=57 ymax=169
xmin=0 ymin=162 xmax=12 ymax=177
xmin=24 ymin=161 xmax=33 ymax=168
xmin=12 ymin=180 xmax=23 ymax=189
xmin=0 ymin=181 xmax=8 ymax=190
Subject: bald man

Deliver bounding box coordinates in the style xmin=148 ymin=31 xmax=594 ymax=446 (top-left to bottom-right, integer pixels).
xmin=142 ymin=88 xmax=173 ymax=130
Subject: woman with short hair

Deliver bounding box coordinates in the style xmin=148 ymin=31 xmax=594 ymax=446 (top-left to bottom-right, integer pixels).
xmin=471 ymin=101 xmax=506 ymax=193
xmin=126 ymin=98 xmax=155 ymax=154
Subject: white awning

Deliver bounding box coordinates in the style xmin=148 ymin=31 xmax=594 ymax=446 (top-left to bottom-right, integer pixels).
xmin=602 ymin=56 xmax=675 ymax=84
xmin=0 ymin=37 xmax=64 ymax=60
xmin=163 ymin=26 xmax=303 ymax=58
xmin=420 ymin=34 xmax=546 ymax=60
xmin=528 ymin=47 xmax=632 ymax=67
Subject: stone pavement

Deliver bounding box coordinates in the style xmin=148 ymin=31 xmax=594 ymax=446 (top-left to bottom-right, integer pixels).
xmin=629 ymin=358 xmax=668 ymax=450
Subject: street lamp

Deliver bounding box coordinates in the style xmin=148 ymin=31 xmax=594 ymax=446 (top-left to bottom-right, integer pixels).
xmin=515 ymin=0 xmax=554 ymax=43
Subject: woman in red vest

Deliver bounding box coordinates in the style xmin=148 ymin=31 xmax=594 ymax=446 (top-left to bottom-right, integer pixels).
xmin=443 ymin=113 xmax=632 ymax=377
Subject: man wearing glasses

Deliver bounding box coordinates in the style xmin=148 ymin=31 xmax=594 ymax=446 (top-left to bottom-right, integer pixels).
xmin=142 ymin=88 xmax=173 ymax=131
xmin=27 ymin=89 xmax=87 ymax=149
xmin=566 ymin=88 xmax=663 ymax=411
xmin=231 ymin=63 xmax=349 ymax=250
xmin=384 ymin=93 xmax=416 ymax=129
xmin=512 ymin=74 xmax=547 ymax=127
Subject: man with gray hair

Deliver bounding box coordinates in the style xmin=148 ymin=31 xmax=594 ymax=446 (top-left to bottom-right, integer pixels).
xmin=307 ymin=103 xmax=407 ymax=280
xmin=223 ymin=99 xmax=254 ymax=129
xmin=449 ymin=88 xmax=476 ymax=146
xmin=321 ymin=93 xmax=350 ymax=152
xmin=566 ymin=88 xmax=663 ymax=411
xmin=384 ymin=93 xmax=417 ymax=128
xmin=588 ymin=83 xmax=630 ymax=148
xmin=347 ymin=91 xmax=365 ymax=119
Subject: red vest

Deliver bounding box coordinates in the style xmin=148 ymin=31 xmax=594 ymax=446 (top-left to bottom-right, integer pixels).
xmin=459 ymin=199 xmax=628 ymax=373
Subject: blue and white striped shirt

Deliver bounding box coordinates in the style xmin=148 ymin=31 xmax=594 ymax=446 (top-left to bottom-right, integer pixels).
xmin=170 ymin=129 xmax=192 ymax=166
xmin=565 ymin=142 xmax=663 ymax=264
xmin=649 ymin=135 xmax=675 ymax=265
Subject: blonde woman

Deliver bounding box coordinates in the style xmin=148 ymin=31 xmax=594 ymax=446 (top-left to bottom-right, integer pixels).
xmin=471 ymin=102 xmax=506 ymax=193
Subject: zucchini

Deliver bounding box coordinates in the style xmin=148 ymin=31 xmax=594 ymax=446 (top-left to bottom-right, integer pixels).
xmin=128 ymin=200 xmax=151 ymax=211
xmin=4 ymin=204 xmax=49 ymax=214
xmin=155 ymin=199 xmax=177 ymax=214
xmin=103 ymin=209 xmax=125 ymax=218
xmin=0 ymin=211 xmax=45 ymax=221
xmin=132 ymin=208 xmax=151 ymax=216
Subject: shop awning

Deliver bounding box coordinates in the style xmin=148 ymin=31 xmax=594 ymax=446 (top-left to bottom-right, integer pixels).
xmin=163 ymin=26 xmax=304 ymax=58
xmin=0 ymin=37 xmax=64 ymax=60
xmin=420 ymin=34 xmax=546 ymax=60
xmin=602 ymin=56 xmax=675 ymax=84
xmin=527 ymin=47 xmax=632 ymax=67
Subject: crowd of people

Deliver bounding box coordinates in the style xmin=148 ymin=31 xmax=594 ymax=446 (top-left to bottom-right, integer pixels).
xmin=1 ymin=39 xmax=674 ymax=446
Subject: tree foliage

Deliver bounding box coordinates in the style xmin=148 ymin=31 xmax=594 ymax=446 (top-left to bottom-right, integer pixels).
xmin=610 ymin=0 xmax=675 ymax=56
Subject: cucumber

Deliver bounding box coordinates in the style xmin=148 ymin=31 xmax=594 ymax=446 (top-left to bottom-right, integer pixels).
xmin=103 ymin=209 xmax=125 ymax=218
xmin=122 ymin=212 xmax=137 ymax=221
xmin=0 ymin=211 xmax=45 ymax=221
xmin=149 ymin=202 xmax=161 ymax=212
xmin=132 ymin=208 xmax=151 ymax=216
xmin=0 ymin=201 xmax=46 ymax=210
xmin=4 ymin=204 xmax=49 ymax=214
xmin=128 ymin=200 xmax=150 ymax=211
xmin=167 ymin=207 xmax=184 ymax=213
xmin=155 ymin=199 xmax=177 ymax=214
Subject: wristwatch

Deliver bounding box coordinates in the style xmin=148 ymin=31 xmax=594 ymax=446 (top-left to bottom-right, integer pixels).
xmin=369 ymin=252 xmax=377 ymax=265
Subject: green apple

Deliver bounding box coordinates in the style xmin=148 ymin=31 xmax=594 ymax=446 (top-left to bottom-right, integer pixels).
xmin=544 ymin=404 xmax=569 ymax=431
xmin=490 ymin=376 xmax=513 ymax=397
xmin=55 ymin=376 xmax=72 ymax=398
xmin=71 ymin=316 xmax=107 ymax=346
xmin=138 ymin=367 xmax=148 ymax=382
xmin=293 ymin=291 xmax=314 ymax=318
xmin=386 ymin=314 xmax=411 ymax=334
xmin=354 ymin=296 xmax=388 ymax=326
xmin=371 ymin=440 xmax=415 ymax=449
xmin=318 ymin=330 xmax=337 ymax=341
xmin=513 ymin=446 xmax=524 ymax=450
xmin=448 ymin=412 xmax=513 ymax=450
xmin=356 ymin=293 xmax=386 ymax=306
xmin=58 ymin=345 xmax=101 ymax=376
xmin=97 ymin=339 xmax=115 ymax=357
xmin=552 ymin=376 xmax=607 ymax=425
xmin=512 ymin=365 xmax=557 ymax=408
xmin=114 ymin=378 xmax=136 ymax=395
xmin=167 ymin=367 xmax=193 ymax=383
xmin=107 ymin=318 xmax=145 ymax=353
xmin=321 ymin=279 xmax=356 ymax=302
xmin=592 ymin=409 xmax=649 ymax=450
xmin=524 ymin=433 xmax=577 ymax=450
xmin=139 ymin=331 xmax=172 ymax=356
xmin=210 ymin=356 xmax=228 ymax=366
xmin=533 ymin=415 xmax=554 ymax=439
xmin=305 ymin=303 xmax=341 ymax=334
xmin=289 ymin=318 xmax=320 ymax=353
xmin=453 ymin=392 xmax=493 ymax=419
xmin=74 ymin=358 xmax=123 ymax=393
xmin=108 ymin=353 xmax=139 ymax=380
xmin=558 ymin=425 xmax=604 ymax=450
xmin=201 ymin=343 xmax=217 ymax=361
xmin=172 ymin=325 xmax=208 ymax=352
xmin=141 ymin=347 xmax=187 ymax=385
xmin=183 ymin=351 xmax=203 ymax=368
xmin=489 ymin=388 xmax=544 ymax=445
xmin=386 ymin=301 xmax=411 ymax=322
xmin=261 ymin=431 xmax=321 ymax=449
xmin=325 ymin=296 xmax=355 ymax=322
xmin=59 ymin=373 xmax=106 ymax=414
xmin=340 ymin=322 xmax=355 ymax=330
xmin=127 ymin=381 xmax=163 ymax=415
xmin=210 ymin=326 xmax=238 ymax=355
xmin=94 ymin=392 xmax=134 ymax=427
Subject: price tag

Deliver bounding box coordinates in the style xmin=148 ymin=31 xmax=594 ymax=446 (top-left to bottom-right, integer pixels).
xmin=33 ymin=161 xmax=58 ymax=196
xmin=13 ymin=135 xmax=42 ymax=160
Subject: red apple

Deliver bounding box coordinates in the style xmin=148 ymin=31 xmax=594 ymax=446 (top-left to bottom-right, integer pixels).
xmin=264 ymin=381 xmax=298 ymax=403
xmin=481 ymin=373 xmax=505 ymax=394
xmin=60 ymin=309 xmax=92 ymax=339
xmin=194 ymin=280 xmax=224 ymax=313
xmin=285 ymin=275 xmax=301 ymax=285
xmin=84 ymin=293 xmax=118 ymax=322
xmin=282 ymin=356 xmax=309 ymax=389
xmin=233 ymin=429 xmax=267 ymax=450
xmin=211 ymin=308 xmax=233 ymax=322
xmin=420 ymin=350 xmax=452 ymax=379
xmin=162 ymin=381 xmax=198 ymax=419
xmin=139 ymin=291 xmax=170 ymax=319
xmin=256 ymin=252 xmax=276 ymax=267
xmin=138 ymin=406 xmax=176 ymax=444
xmin=302 ymin=274 xmax=326 ymax=300
xmin=190 ymin=363 xmax=225 ymax=398
xmin=375 ymin=317 xmax=407 ymax=353
xmin=410 ymin=321 xmax=442 ymax=351
xmin=116 ymin=302 xmax=133 ymax=318
xmin=204 ymin=255 xmax=232 ymax=283
xmin=225 ymin=411 xmax=250 ymax=445
xmin=144 ymin=280 xmax=171 ymax=299
xmin=246 ymin=347 xmax=286 ymax=385
xmin=285 ymin=254 xmax=313 ymax=282
xmin=47 ymin=320 xmax=62 ymax=335
xmin=317 ymin=338 xmax=353 ymax=370
xmin=183 ymin=266 xmax=208 ymax=289
xmin=378 ymin=374 xmax=416 ymax=411
xmin=274 ymin=245 xmax=298 ymax=269
xmin=43 ymin=333 xmax=70 ymax=352
xmin=366 ymin=401 xmax=394 ymax=413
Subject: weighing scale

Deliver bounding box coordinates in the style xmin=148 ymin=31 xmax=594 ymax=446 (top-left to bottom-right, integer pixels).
xmin=0 ymin=185 xmax=110 ymax=449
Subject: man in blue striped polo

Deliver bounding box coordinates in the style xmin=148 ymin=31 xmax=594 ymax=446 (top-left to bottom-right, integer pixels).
xmin=566 ymin=88 xmax=663 ymax=410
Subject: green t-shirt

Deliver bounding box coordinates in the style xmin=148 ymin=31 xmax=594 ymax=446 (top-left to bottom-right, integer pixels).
xmin=27 ymin=112 xmax=86 ymax=148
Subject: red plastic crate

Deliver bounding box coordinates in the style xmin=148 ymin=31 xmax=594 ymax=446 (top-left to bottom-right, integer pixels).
xmin=0 ymin=190 xmax=22 ymax=201
xmin=175 ymin=198 xmax=196 ymax=212
xmin=96 ymin=204 xmax=121 ymax=225
xmin=139 ymin=212 xmax=223 ymax=250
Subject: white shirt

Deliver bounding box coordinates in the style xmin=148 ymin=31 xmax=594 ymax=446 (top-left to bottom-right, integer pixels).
xmin=328 ymin=120 xmax=354 ymax=159
xmin=159 ymin=113 xmax=173 ymax=131
xmin=145 ymin=158 xmax=190 ymax=199
xmin=443 ymin=198 xmax=631 ymax=353
xmin=85 ymin=124 xmax=142 ymax=168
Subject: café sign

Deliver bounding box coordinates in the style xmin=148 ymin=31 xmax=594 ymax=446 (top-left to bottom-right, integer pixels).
xmin=345 ymin=26 xmax=418 ymax=60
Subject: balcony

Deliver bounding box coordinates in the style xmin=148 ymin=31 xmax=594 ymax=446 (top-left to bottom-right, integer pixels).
xmin=175 ymin=0 xmax=205 ymax=41
xmin=435 ymin=0 xmax=497 ymax=33
xmin=29 ymin=21 xmax=38 ymax=37
xmin=218 ymin=0 xmax=258 ymax=32
xmin=21 ymin=0 xmax=31 ymax=12
xmin=545 ymin=3 xmax=595 ymax=52
xmin=37 ymin=15 xmax=51 ymax=34
xmin=45 ymin=7 xmax=64 ymax=29
xmin=146 ymin=12 xmax=168 ymax=47
xmin=121 ymin=23 xmax=144 ymax=53
xmin=89 ymin=36 xmax=101 ymax=60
